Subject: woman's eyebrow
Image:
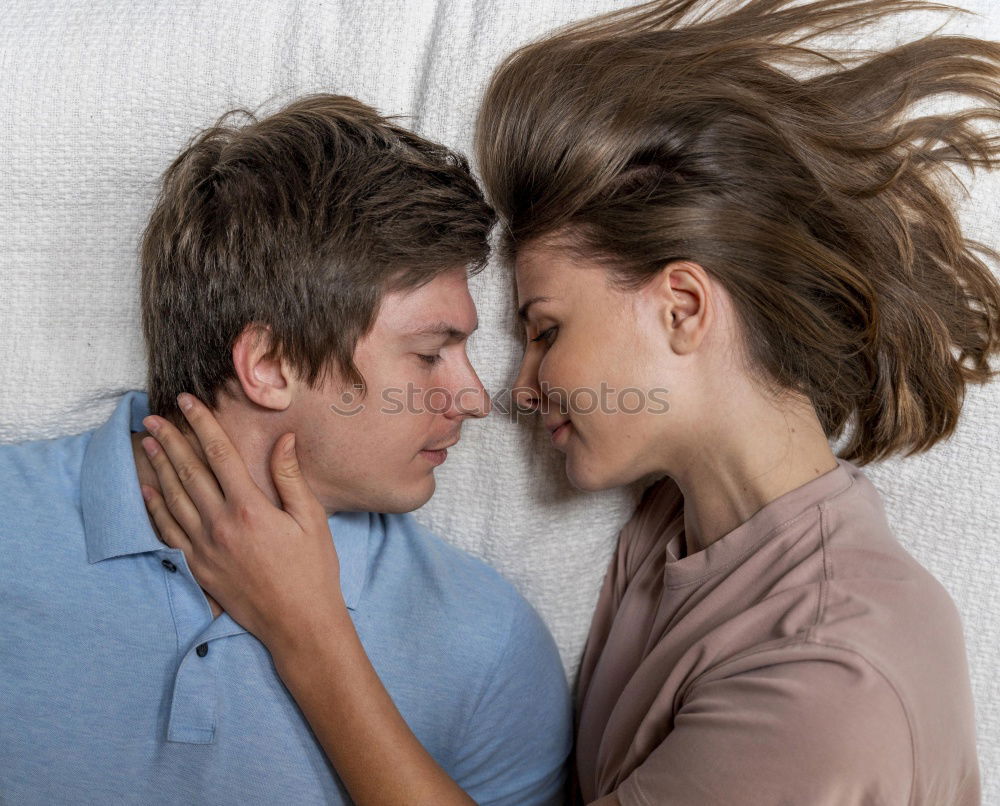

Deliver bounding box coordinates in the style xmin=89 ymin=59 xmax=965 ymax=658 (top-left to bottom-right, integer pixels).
xmin=517 ymin=296 xmax=552 ymax=323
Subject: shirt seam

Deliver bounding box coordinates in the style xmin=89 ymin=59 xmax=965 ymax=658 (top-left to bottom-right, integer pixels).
xmin=810 ymin=496 xmax=916 ymax=804
xmin=618 ymin=771 xmax=653 ymax=806
xmin=161 ymin=558 xmax=182 ymax=656
xmin=682 ymin=637 xmax=917 ymax=806
xmin=665 ymin=472 xmax=854 ymax=590
xmin=807 ymin=638 xmax=917 ymax=806
xmin=449 ymin=599 xmax=518 ymax=768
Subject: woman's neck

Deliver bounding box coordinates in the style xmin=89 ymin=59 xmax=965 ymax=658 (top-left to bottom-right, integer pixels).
xmin=667 ymin=394 xmax=839 ymax=557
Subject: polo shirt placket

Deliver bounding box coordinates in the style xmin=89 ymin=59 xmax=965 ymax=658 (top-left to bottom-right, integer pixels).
xmin=158 ymin=548 xmax=249 ymax=744
xmin=76 ymin=392 xmax=373 ymax=751
xmin=79 ymin=393 xmax=259 ymax=746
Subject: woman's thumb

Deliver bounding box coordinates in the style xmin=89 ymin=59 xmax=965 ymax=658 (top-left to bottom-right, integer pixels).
xmin=270 ymin=433 xmax=318 ymax=522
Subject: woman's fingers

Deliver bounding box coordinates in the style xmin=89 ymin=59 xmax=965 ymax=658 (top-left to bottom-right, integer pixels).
xmin=141 ymin=411 xmax=225 ymax=521
xmin=140 ymin=435 xmax=208 ymax=541
xmin=143 ymin=483 xmax=223 ymax=618
xmin=175 ymin=393 xmax=260 ymax=502
xmin=141 ymin=482 xmax=194 ymax=556
xmin=270 ymin=433 xmax=326 ymax=526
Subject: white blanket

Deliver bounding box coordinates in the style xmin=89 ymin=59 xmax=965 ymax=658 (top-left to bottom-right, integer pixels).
xmin=1 ymin=0 xmax=998 ymax=797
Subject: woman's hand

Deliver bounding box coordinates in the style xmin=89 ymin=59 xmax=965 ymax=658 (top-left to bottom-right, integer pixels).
xmin=138 ymin=392 xmax=475 ymax=806
xmin=138 ymin=392 xmax=345 ymax=655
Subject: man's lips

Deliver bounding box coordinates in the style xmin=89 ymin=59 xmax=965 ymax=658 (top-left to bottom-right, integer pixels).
xmin=419 ymin=438 xmax=457 ymax=468
xmin=422 ymin=437 xmax=459 ymax=452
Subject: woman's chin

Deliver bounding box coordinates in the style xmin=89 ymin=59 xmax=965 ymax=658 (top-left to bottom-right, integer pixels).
xmin=565 ymin=458 xmax=620 ymax=493
xmin=565 ymin=449 xmax=649 ymax=492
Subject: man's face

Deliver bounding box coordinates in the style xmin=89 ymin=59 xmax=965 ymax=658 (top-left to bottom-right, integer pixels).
xmin=290 ymin=268 xmax=490 ymax=514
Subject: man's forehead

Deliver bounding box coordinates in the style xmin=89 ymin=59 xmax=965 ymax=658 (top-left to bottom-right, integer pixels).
xmin=378 ymin=272 xmax=479 ymax=336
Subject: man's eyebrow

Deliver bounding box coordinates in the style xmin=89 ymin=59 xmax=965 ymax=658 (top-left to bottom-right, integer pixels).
xmin=517 ymin=296 xmax=552 ymax=323
xmin=404 ymin=321 xmax=478 ymax=340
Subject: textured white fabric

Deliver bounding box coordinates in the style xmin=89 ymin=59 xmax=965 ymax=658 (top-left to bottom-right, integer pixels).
xmin=1 ymin=0 xmax=997 ymax=799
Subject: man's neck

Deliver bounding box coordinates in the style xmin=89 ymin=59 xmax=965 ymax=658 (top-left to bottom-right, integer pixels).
xmin=130 ymin=428 xmax=231 ymax=620
xmin=130 ymin=416 xmax=283 ymax=508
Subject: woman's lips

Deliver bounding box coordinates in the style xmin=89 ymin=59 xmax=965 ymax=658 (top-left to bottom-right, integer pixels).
xmin=550 ymin=421 xmax=572 ymax=445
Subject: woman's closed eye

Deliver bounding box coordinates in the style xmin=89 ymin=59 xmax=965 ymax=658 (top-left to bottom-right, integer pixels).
xmin=417 ymin=353 xmax=442 ymax=366
xmin=531 ymin=326 xmax=558 ymax=346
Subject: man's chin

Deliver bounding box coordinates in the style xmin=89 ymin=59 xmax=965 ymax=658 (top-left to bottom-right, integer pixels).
xmin=370 ymin=474 xmax=436 ymax=514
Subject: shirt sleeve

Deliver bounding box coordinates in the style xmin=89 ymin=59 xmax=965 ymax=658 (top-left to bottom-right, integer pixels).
xmin=449 ymin=593 xmax=573 ymax=806
xmin=614 ymin=647 xmax=914 ymax=806
xmin=577 ymin=477 xmax=684 ymax=705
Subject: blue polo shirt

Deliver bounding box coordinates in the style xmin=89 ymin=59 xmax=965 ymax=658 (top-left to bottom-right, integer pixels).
xmin=0 ymin=391 xmax=571 ymax=805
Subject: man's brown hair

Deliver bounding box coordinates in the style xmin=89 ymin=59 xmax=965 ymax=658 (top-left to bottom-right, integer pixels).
xmin=476 ymin=0 xmax=1000 ymax=465
xmin=141 ymin=94 xmax=494 ymax=426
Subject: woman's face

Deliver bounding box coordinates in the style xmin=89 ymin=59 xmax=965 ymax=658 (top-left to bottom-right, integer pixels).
xmin=512 ymin=243 xmax=700 ymax=491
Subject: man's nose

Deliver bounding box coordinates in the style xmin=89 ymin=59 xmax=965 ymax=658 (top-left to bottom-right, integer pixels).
xmin=511 ymin=344 xmax=542 ymax=414
xmin=449 ymin=360 xmax=491 ymax=419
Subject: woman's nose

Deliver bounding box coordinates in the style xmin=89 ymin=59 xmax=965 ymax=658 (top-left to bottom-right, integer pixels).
xmin=512 ymin=344 xmax=542 ymax=413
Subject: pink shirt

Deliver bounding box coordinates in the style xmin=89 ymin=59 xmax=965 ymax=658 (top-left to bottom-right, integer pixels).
xmin=575 ymin=458 xmax=980 ymax=805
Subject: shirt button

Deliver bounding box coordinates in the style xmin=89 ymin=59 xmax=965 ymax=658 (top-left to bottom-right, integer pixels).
xmin=196 ymin=643 xmax=209 ymax=658
xmin=161 ymin=559 xmax=178 ymax=573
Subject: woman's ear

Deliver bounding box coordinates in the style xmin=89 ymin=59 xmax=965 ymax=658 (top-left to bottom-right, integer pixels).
xmin=231 ymin=323 xmax=295 ymax=412
xmin=648 ymin=261 xmax=713 ymax=355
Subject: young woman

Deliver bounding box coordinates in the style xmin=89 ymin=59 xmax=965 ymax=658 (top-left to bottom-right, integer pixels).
xmin=139 ymin=0 xmax=999 ymax=803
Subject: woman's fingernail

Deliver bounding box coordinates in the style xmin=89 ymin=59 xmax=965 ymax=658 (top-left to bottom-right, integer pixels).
xmin=286 ymin=434 xmax=296 ymax=455
xmin=140 ymin=485 xmax=154 ymax=502
xmin=143 ymin=415 xmax=159 ymax=434
xmin=178 ymin=393 xmax=193 ymax=412
xmin=141 ymin=437 xmax=160 ymax=457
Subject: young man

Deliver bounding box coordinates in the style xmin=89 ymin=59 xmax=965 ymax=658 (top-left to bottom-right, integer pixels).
xmin=0 ymin=94 xmax=571 ymax=805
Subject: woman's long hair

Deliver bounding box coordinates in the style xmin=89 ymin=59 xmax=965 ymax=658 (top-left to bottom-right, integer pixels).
xmin=475 ymin=0 xmax=1000 ymax=464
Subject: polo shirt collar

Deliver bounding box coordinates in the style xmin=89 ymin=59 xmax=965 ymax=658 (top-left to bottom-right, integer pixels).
xmin=82 ymin=390 xmax=165 ymax=564
xmin=81 ymin=390 xmax=370 ymax=610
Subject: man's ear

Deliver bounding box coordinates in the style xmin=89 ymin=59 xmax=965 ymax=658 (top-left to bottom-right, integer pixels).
xmin=645 ymin=260 xmax=713 ymax=355
xmin=231 ymin=323 xmax=295 ymax=412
